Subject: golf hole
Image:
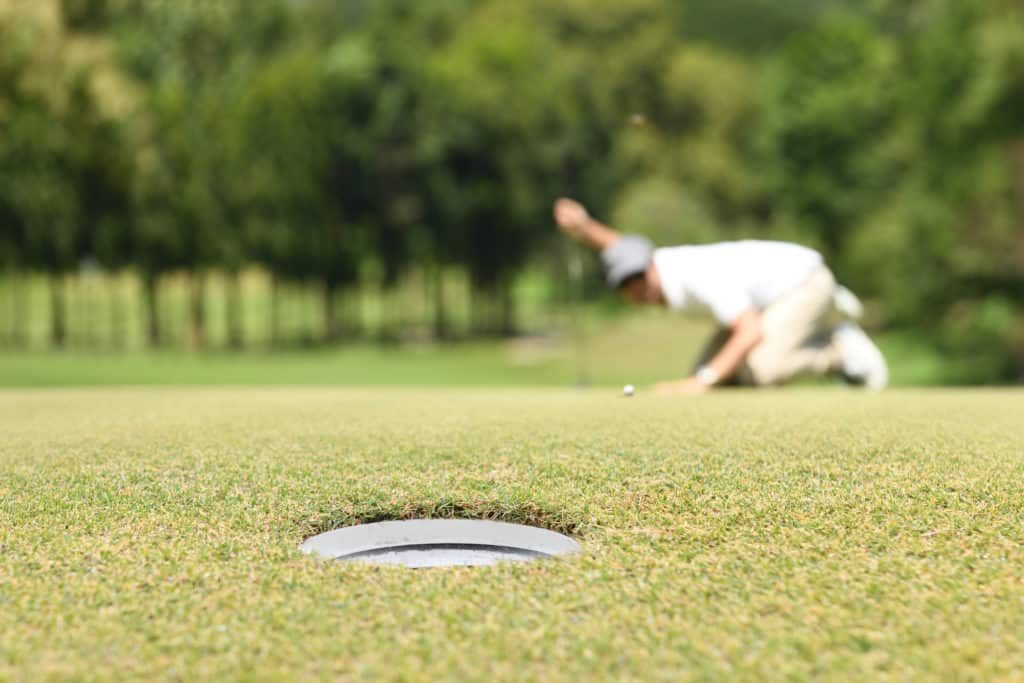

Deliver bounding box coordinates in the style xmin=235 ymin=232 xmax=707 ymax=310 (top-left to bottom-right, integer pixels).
xmin=301 ymin=519 xmax=581 ymax=568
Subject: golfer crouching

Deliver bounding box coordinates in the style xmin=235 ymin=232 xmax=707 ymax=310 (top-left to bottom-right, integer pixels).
xmin=553 ymin=198 xmax=888 ymax=395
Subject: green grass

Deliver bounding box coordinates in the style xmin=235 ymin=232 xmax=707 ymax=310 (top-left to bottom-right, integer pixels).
xmin=0 ymin=312 xmax=712 ymax=388
xmin=0 ymin=311 xmax=997 ymax=388
xmin=2 ymin=388 xmax=1022 ymax=680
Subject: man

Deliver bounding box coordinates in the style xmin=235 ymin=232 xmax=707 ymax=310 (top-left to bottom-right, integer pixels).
xmin=553 ymin=198 xmax=888 ymax=394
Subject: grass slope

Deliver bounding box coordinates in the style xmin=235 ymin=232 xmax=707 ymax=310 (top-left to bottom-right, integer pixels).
xmin=2 ymin=388 xmax=1022 ymax=680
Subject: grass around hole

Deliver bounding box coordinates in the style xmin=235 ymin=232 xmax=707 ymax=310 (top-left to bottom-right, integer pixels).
xmin=300 ymin=497 xmax=584 ymax=540
xmin=1 ymin=387 xmax=1022 ymax=680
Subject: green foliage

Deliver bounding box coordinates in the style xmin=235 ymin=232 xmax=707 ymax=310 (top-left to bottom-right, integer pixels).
xmin=611 ymin=176 xmax=719 ymax=245
xmin=60 ymin=0 xmax=110 ymax=32
xmin=679 ymin=0 xmax=855 ymax=53
xmin=763 ymin=15 xmax=903 ymax=256
xmin=421 ymin=2 xmax=570 ymax=292
xmin=0 ymin=0 xmax=1019 ymax=376
xmin=758 ymin=3 xmax=1023 ymax=380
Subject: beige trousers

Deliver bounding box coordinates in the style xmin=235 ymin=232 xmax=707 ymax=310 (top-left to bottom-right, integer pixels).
xmin=695 ymin=266 xmax=843 ymax=387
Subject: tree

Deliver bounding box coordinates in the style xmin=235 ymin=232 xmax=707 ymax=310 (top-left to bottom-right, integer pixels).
xmin=419 ymin=1 xmax=580 ymax=334
xmin=116 ymin=0 xmax=291 ymax=348
xmin=761 ymin=15 xmax=903 ymax=259
xmin=764 ymin=0 xmax=1024 ymax=377
xmin=238 ymin=46 xmax=370 ymax=343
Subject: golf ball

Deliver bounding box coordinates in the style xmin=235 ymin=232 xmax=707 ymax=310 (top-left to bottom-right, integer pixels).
xmin=623 ymin=384 xmax=635 ymax=397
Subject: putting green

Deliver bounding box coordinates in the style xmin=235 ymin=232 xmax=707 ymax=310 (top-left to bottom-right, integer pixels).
xmin=1 ymin=388 xmax=1022 ymax=680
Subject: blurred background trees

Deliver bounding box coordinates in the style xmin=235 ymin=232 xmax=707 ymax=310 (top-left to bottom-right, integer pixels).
xmin=0 ymin=0 xmax=1021 ymax=380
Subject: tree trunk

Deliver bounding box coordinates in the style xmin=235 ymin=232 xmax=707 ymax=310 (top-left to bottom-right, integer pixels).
xmin=86 ymin=273 xmax=100 ymax=350
xmin=323 ymin=279 xmax=338 ymax=344
xmin=269 ymin=274 xmax=282 ymax=348
xmin=12 ymin=269 xmax=27 ymax=348
xmin=499 ymin=277 xmax=516 ymax=338
xmin=49 ymin=274 xmax=66 ymax=348
xmin=76 ymin=274 xmax=91 ymax=349
xmin=470 ymin=285 xmax=499 ymax=338
xmin=0 ymin=270 xmax=10 ymax=347
xmin=344 ymin=286 xmax=361 ymax=339
xmin=81 ymin=274 xmax=96 ymax=349
xmin=225 ymin=270 xmax=243 ymax=350
xmin=189 ymin=271 xmax=206 ymax=351
xmin=470 ymin=286 xmax=483 ymax=337
xmin=376 ymin=285 xmax=395 ymax=343
xmin=64 ymin=275 xmax=75 ymax=348
xmin=1012 ymin=141 xmax=1024 ymax=275
xmin=432 ymin=265 xmax=448 ymax=341
xmin=143 ymin=271 xmax=160 ymax=348
xmin=0 ymin=270 xmax=9 ymax=348
xmin=108 ymin=272 xmax=125 ymax=351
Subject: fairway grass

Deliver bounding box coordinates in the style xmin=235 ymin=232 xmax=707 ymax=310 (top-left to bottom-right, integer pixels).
xmin=0 ymin=309 xmax=996 ymax=389
xmin=2 ymin=388 xmax=1022 ymax=680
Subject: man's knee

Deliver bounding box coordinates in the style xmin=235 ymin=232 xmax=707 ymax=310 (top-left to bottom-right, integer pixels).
xmin=743 ymin=346 xmax=788 ymax=386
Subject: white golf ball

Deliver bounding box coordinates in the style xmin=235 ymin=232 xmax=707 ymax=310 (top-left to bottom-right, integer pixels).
xmin=623 ymin=384 xmax=635 ymax=397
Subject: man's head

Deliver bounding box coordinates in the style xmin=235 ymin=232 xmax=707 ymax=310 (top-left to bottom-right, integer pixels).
xmin=619 ymin=268 xmax=663 ymax=305
xmin=601 ymin=234 xmax=663 ymax=305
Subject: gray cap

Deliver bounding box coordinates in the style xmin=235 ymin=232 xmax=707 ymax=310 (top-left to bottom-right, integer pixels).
xmin=601 ymin=234 xmax=655 ymax=288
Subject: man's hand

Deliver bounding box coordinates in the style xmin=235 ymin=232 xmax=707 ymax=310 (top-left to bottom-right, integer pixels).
xmin=653 ymin=377 xmax=710 ymax=396
xmin=553 ymin=198 xmax=591 ymax=238
xmin=553 ymin=198 xmax=621 ymax=251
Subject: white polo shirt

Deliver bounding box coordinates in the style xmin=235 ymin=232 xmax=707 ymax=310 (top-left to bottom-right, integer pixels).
xmin=653 ymin=240 xmax=823 ymax=326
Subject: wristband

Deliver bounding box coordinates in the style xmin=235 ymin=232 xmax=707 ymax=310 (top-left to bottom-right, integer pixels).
xmin=696 ymin=365 xmax=720 ymax=386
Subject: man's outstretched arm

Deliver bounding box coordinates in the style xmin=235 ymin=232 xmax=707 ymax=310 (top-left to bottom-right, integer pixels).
xmin=655 ymin=307 xmax=764 ymax=395
xmin=700 ymin=307 xmax=764 ymax=384
xmin=553 ymin=198 xmax=620 ymax=252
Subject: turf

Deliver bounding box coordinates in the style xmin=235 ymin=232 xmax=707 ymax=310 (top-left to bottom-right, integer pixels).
xmin=0 ymin=312 xmax=713 ymax=388
xmin=2 ymin=388 xmax=1022 ymax=680
xmin=0 ymin=313 xmax=990 ymax=388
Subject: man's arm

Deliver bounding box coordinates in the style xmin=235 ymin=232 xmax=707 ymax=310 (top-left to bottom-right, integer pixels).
xmin=655 ymin=307 xmax=764 ymax=395
xmin=553 ymin=198 xmax=620 ymax=252
xmin=702 ymin=307 xmax=764 ymax=383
